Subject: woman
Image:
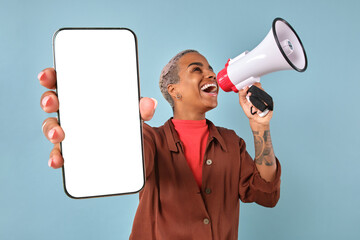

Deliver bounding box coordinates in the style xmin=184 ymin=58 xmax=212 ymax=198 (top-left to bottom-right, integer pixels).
xmin=39 ymin=50 xmax=281 ymax=240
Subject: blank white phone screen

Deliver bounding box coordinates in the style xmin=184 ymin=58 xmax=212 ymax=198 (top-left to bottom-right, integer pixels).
xmin=53 ymin=28 xmax=144 ymax=198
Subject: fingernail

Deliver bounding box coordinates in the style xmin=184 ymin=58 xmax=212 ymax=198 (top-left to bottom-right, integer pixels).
xmin=48 ymin=158 xmax=54 ymax=168
xmin=48 ymin=128 xmax=56 ymax=139
xmin=42 ymin=95 xmax=51 ymax=107
xmin=151 ymin=98 xmax=158 ymax=109
xmin=38 ymin=71 xmax=45 ymax=81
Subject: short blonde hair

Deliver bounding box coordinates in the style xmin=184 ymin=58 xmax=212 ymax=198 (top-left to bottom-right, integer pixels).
xmin=159 ymin=49 xmax=199 ymax=108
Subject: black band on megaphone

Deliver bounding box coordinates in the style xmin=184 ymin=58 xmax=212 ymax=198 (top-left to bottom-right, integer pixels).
xmin=247 ymin=86 xmax=274 ymax=112
xmin=249 ymin=96 xmax=268 ymax=112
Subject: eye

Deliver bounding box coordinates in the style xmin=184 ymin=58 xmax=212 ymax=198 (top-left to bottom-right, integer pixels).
xmin=192 ymin=67 xmax=202 ymax=73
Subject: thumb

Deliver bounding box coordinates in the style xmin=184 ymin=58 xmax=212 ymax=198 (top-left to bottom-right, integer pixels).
xmin=238 ymin=86 xmax=250 ymax=105
xmin=140 ymin=97 xmax=157 ymax=121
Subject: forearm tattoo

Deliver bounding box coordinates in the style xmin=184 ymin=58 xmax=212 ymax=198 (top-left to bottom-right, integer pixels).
xmin=253 ymin=130 xmax=275 ymax=166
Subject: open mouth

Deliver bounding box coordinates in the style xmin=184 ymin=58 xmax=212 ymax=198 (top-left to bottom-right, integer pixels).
xmin=200 ymin=82 xmax=218 ymax=94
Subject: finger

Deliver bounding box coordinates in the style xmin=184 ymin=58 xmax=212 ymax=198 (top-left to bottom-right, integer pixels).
xmin=238 ymin=87 xmax=250 ymax=105
xmin=239 ymin=86 xmax=249 ymax=98
xmin=42 ymin=117 xmax=65 ymax=144
xmin=48 ymin=143 xmax=64 ymax=169
xmin=252 ymin=82 xmax=263 ymax=90
xmin=38 ymin=68 xmax=57 ymax=89
xmin=265 ymin=110 xmax=273 ymax=119
xmin=140 ymin=97 xmax=157 ymax=121
xmin=40 ymin=91 xmax=59 ymax=113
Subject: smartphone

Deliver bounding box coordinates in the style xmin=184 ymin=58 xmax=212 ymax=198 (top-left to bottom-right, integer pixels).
xmin=53 ymin=28 xmax=145 ymax=199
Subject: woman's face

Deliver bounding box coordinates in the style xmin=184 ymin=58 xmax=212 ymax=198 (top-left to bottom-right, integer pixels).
xmin=172 ymin=52 xmax=219 ymax=114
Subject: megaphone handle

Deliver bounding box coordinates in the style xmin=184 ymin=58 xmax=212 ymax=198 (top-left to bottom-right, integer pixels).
xmin=245 ymin=83 xmax=271 ymax=118
xmin=248 ymin=100 xmax=270 ymax=117
xmin=257 ymin=109 xmax=269 ymax=117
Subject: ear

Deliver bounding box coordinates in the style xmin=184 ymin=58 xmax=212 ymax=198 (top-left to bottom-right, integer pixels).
xmin=167 ymin=84 xmax=178 ymax=99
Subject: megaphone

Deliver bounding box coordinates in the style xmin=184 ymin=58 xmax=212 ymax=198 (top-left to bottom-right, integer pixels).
xmin=217 ymin=17 xmax=308 ymax=94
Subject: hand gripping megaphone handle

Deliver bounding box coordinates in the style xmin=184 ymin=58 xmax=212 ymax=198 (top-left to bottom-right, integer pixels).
xmin=246 ymin=85 xmax=274 ymax=117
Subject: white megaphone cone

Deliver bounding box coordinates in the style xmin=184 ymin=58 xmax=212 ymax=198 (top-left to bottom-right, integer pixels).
xmin=217 ymin=17 xmax=308 ymax=94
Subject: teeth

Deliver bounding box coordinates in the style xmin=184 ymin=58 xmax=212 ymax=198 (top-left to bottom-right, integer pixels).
xmin=200 ymin=83 xmax=217 ymax=91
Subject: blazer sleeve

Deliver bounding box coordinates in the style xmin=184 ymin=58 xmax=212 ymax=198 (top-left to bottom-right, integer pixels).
xmin=238 ymin=137 xmax=281 ymax=208
xmin=142 ymin=122 xmax=156 ymax=179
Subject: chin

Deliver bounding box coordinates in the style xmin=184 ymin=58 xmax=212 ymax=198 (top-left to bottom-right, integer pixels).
xmin=204 ymin=102 xmax=218 ymax=112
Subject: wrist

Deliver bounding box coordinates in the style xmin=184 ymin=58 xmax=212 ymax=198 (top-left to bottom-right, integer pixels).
xmin=249 ymin=120 xmax=270 ymax=132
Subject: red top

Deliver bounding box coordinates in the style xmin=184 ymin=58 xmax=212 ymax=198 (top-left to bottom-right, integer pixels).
xmin=172 ymin=119 xmax=209 ymax=188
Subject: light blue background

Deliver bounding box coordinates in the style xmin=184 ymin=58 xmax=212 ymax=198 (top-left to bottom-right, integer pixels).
xmin=1 ymin=0 xmax=359 ymax=239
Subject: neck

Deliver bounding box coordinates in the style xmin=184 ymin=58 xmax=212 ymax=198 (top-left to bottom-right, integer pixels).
xmin=173 ymin=106 xmax=206 ymax=120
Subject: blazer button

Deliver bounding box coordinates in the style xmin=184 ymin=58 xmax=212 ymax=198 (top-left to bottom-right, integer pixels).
xmin=203 ymin=218 xmax=210 ymax=224
xmin=205 ymin=188 xmax=212 ymax=194
xmin=206 ymin=159 xmax=212 ymax=165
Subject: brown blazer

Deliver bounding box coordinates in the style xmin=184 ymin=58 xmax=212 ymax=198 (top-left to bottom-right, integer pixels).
xmin=130 ymin=118 xmax=281 ymax=240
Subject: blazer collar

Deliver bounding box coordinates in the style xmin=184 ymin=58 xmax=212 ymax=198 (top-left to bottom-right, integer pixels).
xmin=163 ymin=118 xmax=228 ymax=152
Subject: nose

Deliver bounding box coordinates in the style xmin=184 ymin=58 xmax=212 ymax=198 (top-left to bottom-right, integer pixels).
xmin=205 ymin=69 xmax=216 ymax=80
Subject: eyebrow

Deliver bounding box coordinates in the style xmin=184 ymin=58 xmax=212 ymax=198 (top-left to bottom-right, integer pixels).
xmin=188 ymin=62 xmax=214 ymax=71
